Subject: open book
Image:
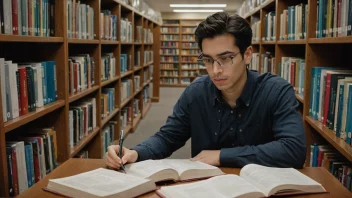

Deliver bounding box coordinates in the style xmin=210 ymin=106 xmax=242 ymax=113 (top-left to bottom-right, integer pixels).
xmin=156 ymin=164 xmax=327 ymax=198
xmin=125 ymin=159 xmax=224 ymax=183
xmin=44 ymin=168 xmax=156 ymax=198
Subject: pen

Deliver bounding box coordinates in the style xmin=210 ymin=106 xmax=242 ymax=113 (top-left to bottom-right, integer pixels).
xmin=118 ymin=129 xmax=127 ymax=173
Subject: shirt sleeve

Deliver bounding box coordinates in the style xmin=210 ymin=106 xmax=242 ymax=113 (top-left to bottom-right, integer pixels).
xmin=220 ymin=82 xmax=307 ymax=168
xmin=131 ymin=88 xmax=191 ymax=161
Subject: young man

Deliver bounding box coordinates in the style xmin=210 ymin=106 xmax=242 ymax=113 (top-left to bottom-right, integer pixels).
xmin=105 ymin=12 xmax=306 ymax=169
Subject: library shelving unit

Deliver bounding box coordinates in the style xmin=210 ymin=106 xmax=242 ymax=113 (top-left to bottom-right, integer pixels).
xmin=240 ymin=0 xmax=352 ymax=172
xmin=0 ymin=0 xmax=160 ymax=197
xmin=160 ymin=19 xmax=204 ymax=87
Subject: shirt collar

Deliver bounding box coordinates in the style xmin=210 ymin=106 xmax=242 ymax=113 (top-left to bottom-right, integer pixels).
xmin=213 ymin=69 xmax=257 ymax=107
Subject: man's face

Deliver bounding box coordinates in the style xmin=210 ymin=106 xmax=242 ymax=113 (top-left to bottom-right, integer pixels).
xmin=201 ymin=34 xmax=251 ymax=91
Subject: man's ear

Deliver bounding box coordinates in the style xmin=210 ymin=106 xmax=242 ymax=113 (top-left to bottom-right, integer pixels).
xmin=243 ymin=46 xmax=253 ymax=65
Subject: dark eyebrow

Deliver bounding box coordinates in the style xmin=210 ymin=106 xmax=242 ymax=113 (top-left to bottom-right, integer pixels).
xmin=201 ymin=51 xmax=236 ymax=58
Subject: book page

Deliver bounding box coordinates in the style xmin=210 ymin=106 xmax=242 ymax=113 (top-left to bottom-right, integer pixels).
xmin=160 ymin=159 xmax=219 ymax=174
xmin=240 ymin=164 xmax=324 ymax=196
xmin=125 ymin=159 xmax=174 ymax=178
xmin=158 ymin=174 xmax=265 ymax=198
xmin=48 ymin=168 xmax=151 ymax=197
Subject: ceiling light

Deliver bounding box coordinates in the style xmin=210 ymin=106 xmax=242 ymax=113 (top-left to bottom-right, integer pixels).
xmin=173 ymin=9 xmax=224 ymax=13
xmin=170 ymin=4 xmax=227 ymax=8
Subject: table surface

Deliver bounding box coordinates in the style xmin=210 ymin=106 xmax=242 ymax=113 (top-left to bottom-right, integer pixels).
xmin=18 ymin=158 xmax=352 ymax=198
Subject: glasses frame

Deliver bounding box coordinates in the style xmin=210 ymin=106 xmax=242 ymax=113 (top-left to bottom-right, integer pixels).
xmin=197 ymin=52 xmax=241 ymax=68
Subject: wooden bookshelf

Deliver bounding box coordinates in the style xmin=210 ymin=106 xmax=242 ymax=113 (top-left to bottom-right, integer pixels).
xmin=0 ymin=0 xmax=160 ymax=197
xmin=240 ymin=0 xmax=352 ymax=171
xmin=160 ymin=19 xmax=204 ymax=86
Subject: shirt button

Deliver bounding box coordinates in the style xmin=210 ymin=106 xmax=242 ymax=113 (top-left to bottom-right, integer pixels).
xmin=239 ymin=129 xmax=242 ymax=132
xmin=218 ymin=110 xmax=221 ymax=113
xmin=238 ymin=114 xmax=242 ymax=118
xmin=215 ymin=132 xmax=218 ymax=135
xmin=230 ymin=127 xmax=233 ymax=131
xmin=230 ymin=111 xmax=233 ymax=114
xmin=218 ymin=119 xmax=220 ymax=122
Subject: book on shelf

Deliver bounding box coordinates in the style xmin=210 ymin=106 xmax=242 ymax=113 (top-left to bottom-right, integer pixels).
xmin=67 ymin=0 xmax=94 ymax=39
xmin=125 ymin=159 xmax=224 ymax=183
xmin=44 ymin=168 xmax=156 ymax=198
xmin=157 ymin=164 xmax=327 ymax=198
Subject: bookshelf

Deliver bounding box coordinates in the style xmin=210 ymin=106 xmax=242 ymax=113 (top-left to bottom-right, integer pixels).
xmin=240 ymin=0 xmax=352 ymax=178
xmin=160 ymin=19 xmax=204 ymax=87
xmin=0 ymin=0 xmax=160 ymax=197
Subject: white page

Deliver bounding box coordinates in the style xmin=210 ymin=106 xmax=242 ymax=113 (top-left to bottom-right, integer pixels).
xmin=158 ymin=174 xmax=264 ymax=198
xmin=160 ymin=159 xmax=218 ymax=175
xmin=240 ymin=164 xmax=323 ymax=196
xmin=49 ymin=168 xmax=150 ymax=197
xmin=125 ymin=159 xmax=173 ymax=178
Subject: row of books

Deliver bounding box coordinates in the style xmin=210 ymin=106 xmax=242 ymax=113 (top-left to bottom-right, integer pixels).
xmin=134 ymin=51 xmax=141 ymax=67
xmin=121 ymin=78 xmax=133 ymax=102
xmin=134 ymin=76 xmax=140 ymax=90
xmin=161 ymin=27 xmax=179 ymax=33
xmin=102 ymin=121 xmax=116 ymax=158
xmin=68 ymin=55 xmax=95 ymax=95
xmin=121 ymin=18 xmax=133 ymax=42
xmin=310 ymin=68 xmax=352 ymax=144
xmin=133 ymin=98 xmax=140 ymax=118
xmin=142 ymin=85 xmax=150 ymax=105
xmin=161 ymin=35 xmax=179 ymax=40
xmin=120 ymin=53 xmax=132 ymax=73
xmin=238 ymin=0 xmax=267 ymax=17
xmin=1 ymin=0 xmax=55 ymax=36
xmin=161 ymin=56 xmax=178 ymax=62
xmin=181 ymin=49 xmax=201 ymax=55
xmin=0 ymin=59 xmax=57 ymax=122
xmin=181 ymin=78 xmax=192 ymax=85
xmin=100 ymin=10 xmax=118 ymax=40
xmin=279 ymin=3 xmax=308 ymax=40
xmin=310 ymin=144 xmax=352 ymax=191
xmin=251 ymin=20 xmax=261 ymax=42
xmin=135 ymin=26 xmax=153 ymax=43
xmin=101 ymin=88 xmax=115 ymax=119
xmin=161 ymin=63 xmax=178 ymax=69
xmin=181 ymin=63 xmax=201 ymax=69
xmin=182 ymin=42 xmax=198 ymax=48
xmin=161 ymin=77 xmax=178 ymax=84
xmin=249 ymin=53 xmax=260 ymax=71
xmin=161 ymin=41 xmax=178 ymax=47
xmin=160 ymin=49 xmax=179 ymax=55
xmin=261 ymin=52 xmax=276 ymax=73
xmin=67 ymin=0 xmax=94 ymax=39
xmin=182 ymin=35 xmax=195 ymax=40
xmin=6 ymin=128 xmax=58 ymax=196
xmin=263 ymin=11 xmax=276 ymax=41
xmin=316 ymin=0 xmax=352 ymax=38
xmin=279 ymin=57 xmax=305 ymax=97
xmin=118 ymin=0 xmax=162 ymax=24
xmin=120 ymin=106 xmax=132 ymax=129
xmin=182 ymin=71 xmax=198 ymax=77
xmin=101 ymin=53 xmax=116 ymax=82
xmin=181 ymin=56 xmax=197 ymax=62
xmin=68 ymin=98 xmax=97 ymax=148
xmin=182 ymin=27 xmax=195 ymax=33
xmin=144 ymin=51 xmax=153 ymax=64
xmin=161 ymin=71 xmax=178 ymax=77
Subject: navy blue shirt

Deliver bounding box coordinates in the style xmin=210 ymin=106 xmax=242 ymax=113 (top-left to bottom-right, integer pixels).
xmin=132 ymin=69 xmax=307 ymax=168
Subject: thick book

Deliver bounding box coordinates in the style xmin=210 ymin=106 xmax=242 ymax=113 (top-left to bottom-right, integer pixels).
xmin=44 ymin=168 xmax=156 ymax=198
xmin=125 ymin=159 xmax=225 ymax=183
xmin=156 ymin=164 xmax=327 ymax=198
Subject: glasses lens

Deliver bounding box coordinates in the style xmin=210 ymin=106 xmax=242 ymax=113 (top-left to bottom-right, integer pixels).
xmin=218 ymin=57 xmax=233 ymax=67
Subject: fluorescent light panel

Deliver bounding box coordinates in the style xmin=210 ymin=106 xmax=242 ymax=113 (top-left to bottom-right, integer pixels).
xmin=173 ymin=9 xmax=223 ymax=12
xmin=170 ymin=4 xmax=227 ymax=8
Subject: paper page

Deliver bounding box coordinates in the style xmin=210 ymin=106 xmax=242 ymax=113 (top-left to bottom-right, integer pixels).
xmin=160 ymin=159 xmax=218 ymax=174
xmin=49 ymin=168 xmax=149 ymax=197
xmin=240 ymin=164 xmax=323 ymax=196
xmin=158 ymin=175 xmax=264 ymax=198
xmin=125 ymin=159 xmax=174 ymax=178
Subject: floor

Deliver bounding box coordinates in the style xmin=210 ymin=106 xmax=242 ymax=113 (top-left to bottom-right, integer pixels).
xmin=124 ymin=87 xmax=192 ymax=159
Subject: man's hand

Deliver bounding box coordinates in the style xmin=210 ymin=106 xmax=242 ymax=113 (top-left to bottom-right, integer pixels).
xmin=191 ymin=150 xmax=221 ymax=166
xmin=105 ymin=145 xmax=139 ymax=170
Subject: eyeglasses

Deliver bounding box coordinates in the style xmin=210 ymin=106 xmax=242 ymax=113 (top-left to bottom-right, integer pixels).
xmin=197 ymin=52 xmax=240 ymax=68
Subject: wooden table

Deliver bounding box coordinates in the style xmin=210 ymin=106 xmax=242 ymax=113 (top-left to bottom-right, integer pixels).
xmin=18 ymin=158 xmax=351 ymax=197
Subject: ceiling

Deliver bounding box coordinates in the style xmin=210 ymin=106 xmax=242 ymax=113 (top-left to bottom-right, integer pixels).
xmin=144 ymin=0 xmax=244 ymax=13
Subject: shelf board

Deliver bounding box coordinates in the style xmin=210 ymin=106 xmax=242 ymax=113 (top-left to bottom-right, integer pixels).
xmin=68 ymin=39 xmax=99 ymax=44
xmin=161 ymin=46 xmax=179 ymax=49
xmin=120 ymin=70 xmax=133 ymax=78
xmin=132 ymin=113 xmax=142 ymax=131
xmin=305 ymin=116 xmax=352 ymax=162
xmin=160 ymin=54 xmax=178 ymax=56
xmin=101 ymin=108 xmax=120 ymax=127
xmin=101 ymin=40 xmax=119 ymax=45
xmin=252 ymin=41 xmax=260 ymax=45
xmin=160 ymin=84 xmax=188 ymax=87
xmin=120 ymin=42 xmax=134 ymax=45
xmin=277 ymin=40 xmax=306 ymax=45
xmin=161 ymin=76 xmax=179 ymax=78
xmin=162 ymin=24 xmax=180 ymax=27
xmin=160 ymin=61 xmax=178 ymax=64
xmin=123 ymin=124 xmax=132 ymax=135
xmin=133 ymin=88 xmax=143 ymax=97
xmin=181 ymin=33 xmax=194 ymax=35
xmin=296 ymin=94 xmax=304 ymax=104
xmin=261 ymin=41 xmax=276 ymax=45
xmin=69 ymin=85 xmax=100 ymax=103
xmin=308 ymin=37 xmax=352 ymax=44
xmin=121 ymin=96 xmax=133 ymax=108
xmin=181 ymin=61 xmax=198 ymax=63
xmin=101 ymin=76 xmax=119 ymax=87
xmin=142 ymin=101 xmax=152 ymax=118
xmin=134 ymin=66 xmax=143 ymax=71
xmin=161 ymin=32 xmax=180 ymax=35
xmin=181 ymin=40 xmax=196 ymax=42
xmin=181 ymin=54 xmax=198 ymax=57
xmin=0 ymin=35 xmax=64 ymax=43
xmin=182 ymin=47 xmax=199 ymax=49
xmin=160 ymin=68 xmax=178 ymax=70
xmin=143 ymin=61 xmax=153 ymax=67
xmin=134 ymin=42 xmax=143 ymax=45
xmin=4 ymin=100 xmax=65 ymax=133
xmin=182 ymin=68 xmax=198 ymax=70
xmin=181 ymin=76 xmax=198 ymax=78
xmin=69 ymin=127 xmax=100 ymax=158
xmin=144 ymin=43 xmax=154 ymax=45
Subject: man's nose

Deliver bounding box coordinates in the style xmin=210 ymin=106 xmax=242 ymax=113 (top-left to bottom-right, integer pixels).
xmin=212 ymin=61 xmax=223 ymax=74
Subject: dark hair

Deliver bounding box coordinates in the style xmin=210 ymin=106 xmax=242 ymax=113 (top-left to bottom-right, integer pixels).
xmin=195 ymin=12 xmax=252 ymax=57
